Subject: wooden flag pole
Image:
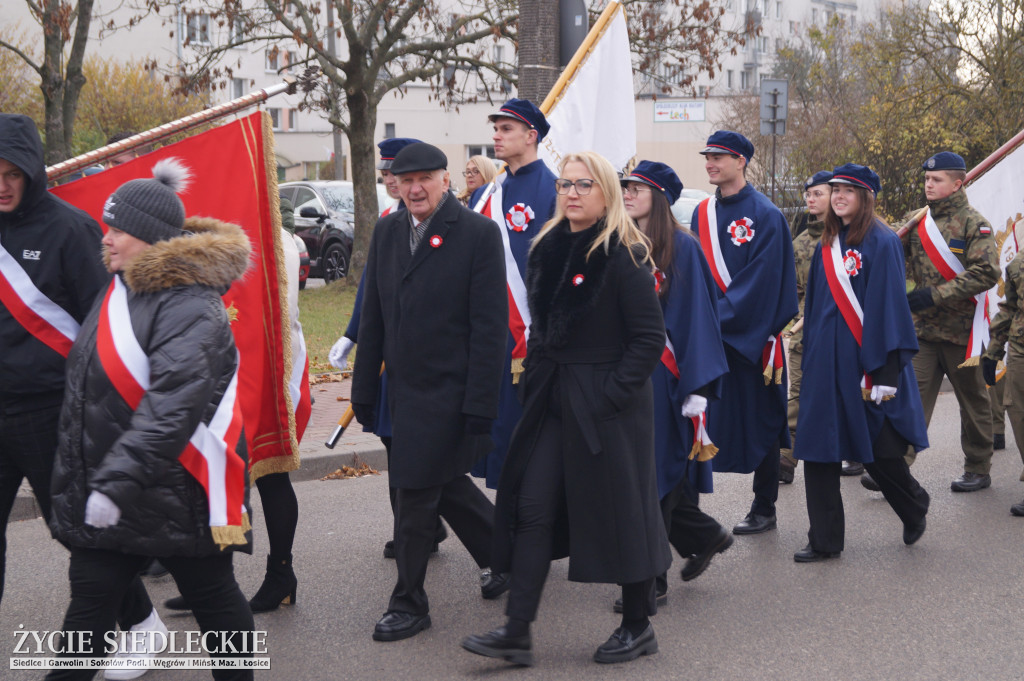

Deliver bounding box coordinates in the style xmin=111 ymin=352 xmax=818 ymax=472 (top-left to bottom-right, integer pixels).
xmin=539 ymin=1 xmax=622 ymax=115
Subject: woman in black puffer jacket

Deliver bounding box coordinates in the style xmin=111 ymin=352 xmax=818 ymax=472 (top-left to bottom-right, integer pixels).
xmin=48 ymin=160 xmax=255 ymax=681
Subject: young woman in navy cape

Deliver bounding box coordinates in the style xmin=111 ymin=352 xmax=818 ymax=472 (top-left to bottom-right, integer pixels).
xmin=462 ymin=152 xmax=670 ymax=667
xmin=793 ymin=164 xmax=930 ymax=562
xmin=621 ymin=161 xmax=732 ymax=602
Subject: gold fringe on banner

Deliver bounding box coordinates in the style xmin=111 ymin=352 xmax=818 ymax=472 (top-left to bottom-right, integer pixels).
xmin=511 ymin=357 xmax=525 ymax=385
xmin=212 ymin=512 xmax=252 ymax=551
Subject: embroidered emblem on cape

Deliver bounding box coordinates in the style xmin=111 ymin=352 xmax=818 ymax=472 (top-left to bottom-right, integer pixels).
xmin=429 ymin=235 xmax=443 ymax=248
xmin=727 ymin=218 xmax=755 ymax=246
xmin=571 ymin=273 xmax=585 ymax=286
xmin=843 ymin=249 xmax=863 ymax=277
xmin=505 ymin=203 xmax=535 ymax=232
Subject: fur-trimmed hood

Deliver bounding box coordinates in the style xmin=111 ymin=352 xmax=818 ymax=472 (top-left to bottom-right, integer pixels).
xmin=116 ymin=217 xmax=251 ymax=294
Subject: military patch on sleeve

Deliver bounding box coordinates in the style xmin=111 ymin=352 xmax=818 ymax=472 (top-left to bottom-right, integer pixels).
xmin=949 ymin=238 xmax=966 ymax=254
xmin=979 ymin=226 xmax=991 ymax=235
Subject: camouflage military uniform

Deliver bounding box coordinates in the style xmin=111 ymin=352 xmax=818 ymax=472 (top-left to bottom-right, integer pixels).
xmin=904 ymin=189 xmax=999 ymax=475
xmin=984 ymin=249 xmax=1024 ymax=478
xmin=781 ymin=216 xmax=824 ymax=467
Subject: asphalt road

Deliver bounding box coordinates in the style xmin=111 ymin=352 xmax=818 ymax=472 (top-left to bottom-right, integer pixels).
xmin=3 ymin=387 xmax=1024 ymax=681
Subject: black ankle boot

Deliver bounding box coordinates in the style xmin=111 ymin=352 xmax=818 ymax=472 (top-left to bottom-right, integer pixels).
xmin=249 ymin=554 xmax=297 ymax=613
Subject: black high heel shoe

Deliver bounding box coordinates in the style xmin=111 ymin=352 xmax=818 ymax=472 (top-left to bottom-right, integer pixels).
xmin=248 ymin=554 xmax=298 ymax=613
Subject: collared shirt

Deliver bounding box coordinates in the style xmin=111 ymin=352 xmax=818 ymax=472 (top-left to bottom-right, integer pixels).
xmin=408 ymin=191 xmax=450 ymax=253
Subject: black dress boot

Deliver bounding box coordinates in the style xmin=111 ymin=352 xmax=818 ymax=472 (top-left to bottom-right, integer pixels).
xmin=249 ymin=554 xmax=298 ymax=613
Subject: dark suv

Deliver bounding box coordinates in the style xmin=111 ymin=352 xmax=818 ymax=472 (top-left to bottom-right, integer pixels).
xmin=279 ymin=181 xmax=357 ymax=283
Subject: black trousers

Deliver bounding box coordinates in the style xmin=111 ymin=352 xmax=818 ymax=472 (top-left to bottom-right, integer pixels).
xmin=657 ymin=475 xmax=723 ymax=594
xmin=383 ymin=436 xmax=445 ymax=545
xmin=47 ymin=548 xmax=255 ymax=681
xmin=505 ymin=413 xmax=655 ymax=623
xmin=804 ymin=421 xmax=930 ymax=553
xmin=751 ymin=438 xmax=781 ymax=517
xmin=390 ymin=475 xmax=493 ymax=615
xmin=0 ymin=399 xmax=151 ymax=628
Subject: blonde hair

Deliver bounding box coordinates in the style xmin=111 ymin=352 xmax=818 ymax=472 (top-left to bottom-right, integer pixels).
xmin=456 ymin=155 xmax=499 ymax=203
xmin=533 ymin=151 xmax=651 ymax=266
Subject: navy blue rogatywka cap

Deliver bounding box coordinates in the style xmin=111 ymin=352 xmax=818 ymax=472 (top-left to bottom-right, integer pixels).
xmin=829 ymin=163 xmax=881 ymax=196
xmin=488 ymin=98 xmax=551 ymax=141
xmin=699 ymin=130 xmax=754 ymax=163
xmin=621 ymin=160 xmax=684 ymax=206
xmin=377 ymin=138 xmax=423 ymax=170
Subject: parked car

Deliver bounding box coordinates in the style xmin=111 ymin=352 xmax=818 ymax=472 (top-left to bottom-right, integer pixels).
xmin=671 ymin=188 xmax=711 ymax=227
xmin=294 ymin=233 xmax=310 ymax=290
xmin=278 ymin=181 xmax=391 ymax=283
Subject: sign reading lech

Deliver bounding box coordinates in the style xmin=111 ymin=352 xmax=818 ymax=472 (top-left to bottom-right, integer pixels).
xmin=653 ymin=101 xmax=706 ymax=122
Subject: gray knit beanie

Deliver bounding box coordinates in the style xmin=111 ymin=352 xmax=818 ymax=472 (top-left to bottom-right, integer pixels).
xmin=102 ymin=158 xmax=191 ymax=244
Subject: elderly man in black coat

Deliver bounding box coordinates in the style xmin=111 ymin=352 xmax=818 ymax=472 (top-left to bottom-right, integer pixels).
xmin=352 ymin=142 xmax=509 ymax=642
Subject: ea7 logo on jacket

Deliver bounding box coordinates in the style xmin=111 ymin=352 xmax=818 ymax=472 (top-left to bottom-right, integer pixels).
xmin=22 ymin=250 xmax=41 ymax=261
xmin=727 ymin=218 xmax=755 ymax=246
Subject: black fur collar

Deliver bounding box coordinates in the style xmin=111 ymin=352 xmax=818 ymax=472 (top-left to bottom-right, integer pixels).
xmin=526 ymin=219 xmax=614 ymax=348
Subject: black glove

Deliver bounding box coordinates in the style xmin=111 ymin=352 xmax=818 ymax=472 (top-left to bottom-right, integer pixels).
xmin=464 ymin=415 xmax=493 ymax=435
xmin=982 ymin=357 xmax=998 ymax=387
xmin=351 ymin=402 xmax=376 ymax=427
xmin=906 ymin=287 xmax=936 ymax=312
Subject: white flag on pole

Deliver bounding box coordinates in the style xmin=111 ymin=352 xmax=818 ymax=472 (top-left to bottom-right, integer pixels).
xmin=538 ymin=2 xmax=635 ymax=173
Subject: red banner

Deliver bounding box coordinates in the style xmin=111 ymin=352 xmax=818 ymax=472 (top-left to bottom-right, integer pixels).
xmin=52 ymin=111 xmax=300 ymax=480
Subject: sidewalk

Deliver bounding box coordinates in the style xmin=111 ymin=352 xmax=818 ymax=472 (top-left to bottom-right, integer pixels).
xmin=9 ymin=373 xmax=387 ymax=523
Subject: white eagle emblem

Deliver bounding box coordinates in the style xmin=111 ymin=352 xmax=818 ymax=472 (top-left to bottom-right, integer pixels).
xmin=505 ymin=203 xmax=535 ymax=232
xmin=844 ymin=248 xmax=863 ymax=277
xmin=727 ymin=217 xmax=755 ymax=246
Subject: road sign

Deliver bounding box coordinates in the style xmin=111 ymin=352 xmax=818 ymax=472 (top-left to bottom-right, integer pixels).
xmin=760 ymin=78 xmax=788 ymax=137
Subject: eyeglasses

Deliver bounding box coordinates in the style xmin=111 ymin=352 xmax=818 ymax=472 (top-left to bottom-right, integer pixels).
xmin=555 ymin=178 xmax=595 ymax=196
xmin=622 ymin=185 xmax=652 ymax=198
xmin=462 ymin=168 xmax=481 ymax=177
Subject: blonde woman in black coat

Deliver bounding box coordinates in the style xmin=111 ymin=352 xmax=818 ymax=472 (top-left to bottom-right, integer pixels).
xmin=462 ymin=151 xmax=670 ymax=667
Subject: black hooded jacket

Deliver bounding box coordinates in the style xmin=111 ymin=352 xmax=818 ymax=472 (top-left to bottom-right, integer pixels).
xmin=0 ymin=114 xmax=109 ymax=410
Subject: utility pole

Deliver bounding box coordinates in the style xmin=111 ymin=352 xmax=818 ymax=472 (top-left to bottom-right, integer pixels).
xmin=760 ymin=79 xmax=789 ymax=204
xmin=518 ymin=0 xmax=560 ymax=102
xmin=326 ymin=0 xmax=345 ymax=179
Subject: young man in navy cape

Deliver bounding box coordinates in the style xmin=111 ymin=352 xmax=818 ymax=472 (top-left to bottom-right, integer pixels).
xmin=690 ymin=131 xmax=798 ymax=535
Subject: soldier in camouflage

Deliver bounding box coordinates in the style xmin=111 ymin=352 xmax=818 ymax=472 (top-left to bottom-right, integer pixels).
xmin=982 ymin=246 xmax=1024 ymax=515
xmin=781 ymin=171 xmax=833 ymax=484
xmin=897 ymin=151 xmax=999 ymax=493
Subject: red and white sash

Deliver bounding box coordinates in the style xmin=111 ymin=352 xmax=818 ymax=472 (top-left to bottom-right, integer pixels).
xmin=661 ymin=338 xmax=717 ymax=462
xmin=475 ymin=173 xmax=531 ymax=383
xmin=821 ymin=236 xmax=875 ymax=400
xmin=917 ymin=208 xmax=989 ymax=365
xmin=0 ymin=242 xmax=80 ymax=357
xmin=96 ymin=277 xmax=249 ymax=549
xmin=289 ymin=336 xmax=311 ymax=443
xmin=697 ymin=198 xmax=783 ymax=385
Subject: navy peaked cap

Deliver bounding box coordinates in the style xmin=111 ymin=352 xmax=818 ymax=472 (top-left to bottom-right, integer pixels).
xmin=390 ymin=142 xmax=448 ymax=175
xmin=377 ymin=137 xmax=422 ymax=170
xmin=699 ymin=130 xmax=754 ymax=162
xmin=804 ymin=171 xmax=833 ymax=191
xmin=621 ymin=160 xmax=684 ymax=206
xmin=922 ymin=151 xmax=966 ymax=171
xmin=488 ymin=98 xmax=550 ymax=141
xmin=829 ymin=163 xmax=881 ymax=195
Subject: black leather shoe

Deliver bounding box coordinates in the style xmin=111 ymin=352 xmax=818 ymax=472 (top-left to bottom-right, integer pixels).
xmin=994 ymin=433 xmax=1006 ymax=450
xmin=903 ymin=517 xmax=926 ymax=545
xmin=841 ymin=461 xmax=865 ymax=476
xmin=951 ymin=472 xmax=992 ymax=492
xmin=164 ymin=596 xmax=189 ymax=611
xmin=732 ymin=513 xmax=776 ymax=535
xmin=779 ymin=457 xmax=795 ymax=484
xmin=1011 ymin=500 xmax=1024 ymax=516
xmin=861 ymin=472 xmax=881 ymax=491
xmin=461 ymin=626 xmax=533 ymax=666
xmin=793 ymin=544 xmax=840 ymax=562
xmin=681 ymin=529 xmax=734 ymax=581
xmin=372 ymin=611 xmax=431 ymax=642
xmin=593 ymin=624 xmax=658 ymax=663
xmin=480 ymin=570 xmax=511 ymax=600
xmin=612 ymin=591 xmax=667 ymax=614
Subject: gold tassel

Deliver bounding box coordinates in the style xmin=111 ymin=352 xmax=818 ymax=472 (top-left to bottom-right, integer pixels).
xmin=774 ymin=367 xmax=783 ymax=385
xmin=862 ymin=387 xmax=872 ymax=401
xmin=511 ymin=357 xmax=525 ymax=385
xmin=690 ymin=441 xmax=719 ymax=462
xmin=763 ymin=364 xmax=773 ymax=386
xmin=211 ymin=513 xmax=252 ymax=551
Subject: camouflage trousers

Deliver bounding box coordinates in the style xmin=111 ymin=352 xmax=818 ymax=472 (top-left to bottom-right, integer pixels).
xmin=907 ymin=339 xmax=993 ymax=475
xmin=1000 ymin=345 xmax=1024 ymax=481
xmin=991 ymin=375 xmax=1006 ymax=437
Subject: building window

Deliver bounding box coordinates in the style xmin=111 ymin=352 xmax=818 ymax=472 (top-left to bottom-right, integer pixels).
xmin=775 ymin=38 xmax=783 ymax=50
xmin=812 ymin=8 xmax=817 ymax=23
xmin=268 ymin=108 xmax=281 ymax=130
xmin=285 ymin=50 xmax=298 ymax=74
xmin=776 ymin=1 xmax=782 ymax=19
xmin=288 ymin=109 xmax=298 ymax=130
xmin=741 ymin=71 xmax=750 ymax=90
xmin=231 ymin=78 xmax=245 ymax=99
xmin=824 ymin=10 xmax=831 ymax=22
xmin=850 ymin=15 xmax=856 ymax=28
xmin=727 ymin=70 xmax=734 ymax=89
xmin=231 ymin=21 xmax=245 ymax=44
xmin=384 ymin=123 xmax=396 ymax=139
xmin=790 ymin=20 xmax=798 ymax=34
xmin=265 ymin=49 xmax=279 ymax=73
xmin=186 ymin=14 xmax=210 ymax=45
xmin=760 ymin=36 xmax=770 ymax=52
xmin=493 ymin=44 xmax=505 ymax=65
xmin=467 ymin=145 xmax=496 ymax=159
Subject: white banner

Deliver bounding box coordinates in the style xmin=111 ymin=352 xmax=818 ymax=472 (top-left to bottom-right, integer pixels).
xmin=965 ymin=143 xmax=1024 ymax=316
xmin=538 ymin=2 xmax=635 ymax=173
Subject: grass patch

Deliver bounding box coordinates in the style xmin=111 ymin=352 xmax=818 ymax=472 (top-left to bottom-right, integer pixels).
xmin=298 ymin=280 xmax=358 ymax=374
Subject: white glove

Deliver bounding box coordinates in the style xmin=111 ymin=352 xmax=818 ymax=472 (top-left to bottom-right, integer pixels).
xmin=328 ymin=336 xmax=355 ymax=370
xmin=870 ymin=385 xmax=897 ymax=405
xmin=681 ymin=394 xmax=708 ymax=418
xmin=84 ymin=491 xmax=121 ymax=528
